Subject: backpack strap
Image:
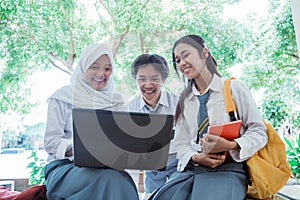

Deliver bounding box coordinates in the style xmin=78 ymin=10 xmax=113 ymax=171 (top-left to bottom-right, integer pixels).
xmin=223 ymin=77 xmax=237 ymax=122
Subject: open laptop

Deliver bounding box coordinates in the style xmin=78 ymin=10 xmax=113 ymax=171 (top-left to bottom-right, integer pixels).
xmin=72 ymin=108 xmax=174 ymax=171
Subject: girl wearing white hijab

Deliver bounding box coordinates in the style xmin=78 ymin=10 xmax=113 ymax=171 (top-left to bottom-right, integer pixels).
xmin=44 ymin=43 xmax=139 ymax=200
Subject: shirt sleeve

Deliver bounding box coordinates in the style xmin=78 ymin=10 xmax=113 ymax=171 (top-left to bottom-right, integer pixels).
xmin=174 ymin=115 xmax=200 ymax=171
xmin=229 ymin=80 xmax=268 ymax=161
xmin=44 ymin=98 xmax=73 ymax=162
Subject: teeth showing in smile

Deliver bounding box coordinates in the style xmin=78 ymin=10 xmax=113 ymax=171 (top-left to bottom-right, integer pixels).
xmin=94 ymin=77 xmax=105 ymax=82
xmin=183 ymin=67 xmax=190 ymax=73
xmin=144 ymin=89 xmax=155 ymax=94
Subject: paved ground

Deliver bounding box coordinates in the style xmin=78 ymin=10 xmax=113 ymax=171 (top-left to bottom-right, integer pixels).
xmin=276 ymin=185 xmax=300 ymax=200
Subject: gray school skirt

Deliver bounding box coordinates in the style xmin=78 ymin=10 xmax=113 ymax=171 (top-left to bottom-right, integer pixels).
xmin=149 ymin=157 xmax=248 ymax=200
xmin=44 ymin=159 xmax=139 ymax=200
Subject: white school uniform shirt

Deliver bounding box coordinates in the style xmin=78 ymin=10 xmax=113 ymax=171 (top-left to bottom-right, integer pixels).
xmin=175 ymin=75 xmax=268 ymax=171
xmin=44 ymin=98 xmax=73 ymax=162
xmin=128 ymin=89 xmax=179 ymax=154
xmin=44 ymin=92 xmax=124 ymax=163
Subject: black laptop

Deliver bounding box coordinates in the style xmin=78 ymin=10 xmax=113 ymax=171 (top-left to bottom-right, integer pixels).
xmin=72 ymin=108 xmax=174 ymax=171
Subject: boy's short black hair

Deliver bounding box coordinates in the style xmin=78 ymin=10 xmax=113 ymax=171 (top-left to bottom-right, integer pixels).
xmin=131 ymin=54 xmax=169 ymax=80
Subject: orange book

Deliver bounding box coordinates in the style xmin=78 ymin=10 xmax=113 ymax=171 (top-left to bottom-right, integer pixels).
xmin=208 ymin=120 xmax=242 ymax=141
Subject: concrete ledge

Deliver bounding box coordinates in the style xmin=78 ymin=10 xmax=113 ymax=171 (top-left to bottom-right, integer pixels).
xmin=276 ymin=185 xmax=300 ymax=200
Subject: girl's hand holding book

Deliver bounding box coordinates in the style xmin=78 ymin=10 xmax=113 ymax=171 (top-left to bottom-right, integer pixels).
xmin=200 ymin=134 xmax=239 ymax=154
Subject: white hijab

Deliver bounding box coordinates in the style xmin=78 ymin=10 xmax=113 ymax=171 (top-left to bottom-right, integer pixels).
xmin=49 ymin=43 xmax=124 ymax=109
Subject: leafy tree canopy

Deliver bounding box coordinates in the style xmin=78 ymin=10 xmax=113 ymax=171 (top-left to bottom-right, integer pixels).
xmin=239 ymin=0 xmax=299 ymax=127
xmin=0 ymin=0 xmax=298 ymax=132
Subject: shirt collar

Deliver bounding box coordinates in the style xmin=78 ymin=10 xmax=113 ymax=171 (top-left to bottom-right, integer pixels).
xmin=209 ymin=74 xmax=223 ymax=93
xmin=188 ymin=74 xmax=223 ymax=99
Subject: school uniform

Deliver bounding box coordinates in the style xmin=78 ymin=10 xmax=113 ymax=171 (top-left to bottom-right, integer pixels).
xmin=44 ymin=43 xmax=139 ymax=200
xmin=149 ymin=75 xmax=267 ymax=200
xmin=128 ymin=89 xmax=179 ymax=193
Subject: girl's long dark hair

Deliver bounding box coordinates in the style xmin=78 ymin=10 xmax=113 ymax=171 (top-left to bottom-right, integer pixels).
xmin=172 ymin=34 xmax=221 ymax=123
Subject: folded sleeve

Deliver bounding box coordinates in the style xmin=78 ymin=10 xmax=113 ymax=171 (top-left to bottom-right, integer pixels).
xmin=228 ymin=80 xmax=268 ymax=161
xmin=174 ymin=116 xmax=201 ymax=171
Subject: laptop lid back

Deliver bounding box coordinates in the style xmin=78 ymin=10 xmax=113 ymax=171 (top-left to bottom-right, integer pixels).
xmin=72 ymin=108 xmax=174 ymax=171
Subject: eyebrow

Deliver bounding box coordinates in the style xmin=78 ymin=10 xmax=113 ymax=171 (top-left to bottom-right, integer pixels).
xmin=175 ymin=50 xmax=188 ymax=58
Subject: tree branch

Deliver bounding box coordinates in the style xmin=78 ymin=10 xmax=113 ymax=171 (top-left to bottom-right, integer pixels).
xmin=153 ymin=25 xmax=185 ymax=36
xmin=98 ymin=0 xmax=116 ymax=25
xmin=140 ymin=33 xmax=144 ymax=54
xmin=48 ymin=58 xmax=72 ymax=75
xmin=141 ymin=0 xmax=151 ymax=10
xmin=18 ymin=25 xmax=74 ymax=74
xmin=111 ymin=29 xmax=129 ymax=57
xmin=60 ymin=0 xmax=75 ymax=72
xmin=48 ymin=52 xmax=73 ymax=73
xmin=281 ymin=64 xmax=299 ymax=70
xmin=287 ymin=52 xmax=299 ymax=59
